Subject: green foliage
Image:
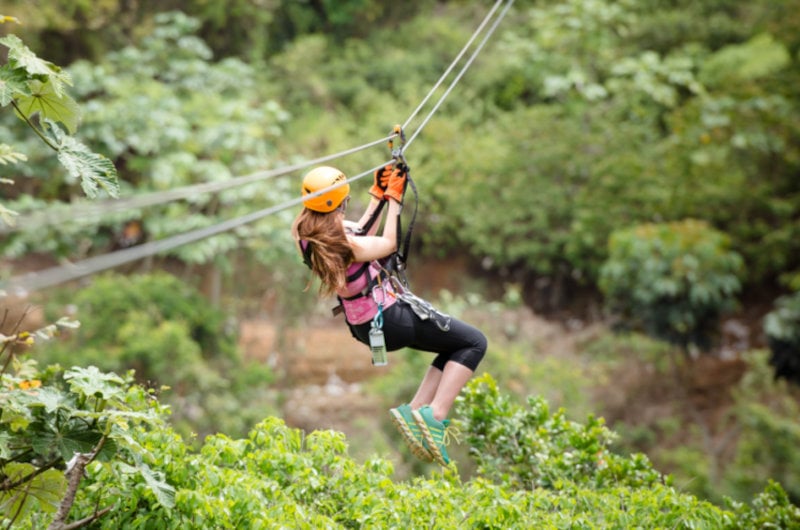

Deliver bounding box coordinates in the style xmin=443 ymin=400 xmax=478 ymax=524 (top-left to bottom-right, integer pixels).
xmin=35 ymin=272 xmax=276 ymax=440
xmin=0 ymin=463 xmax=66 ymax=521
xmin=619 ymin=347 xmax=800 ymax=508
xmin=1 ymin=358 xmax=171 ymax=529
xmin=1 ymin=11 xmax=299 ymax=295
xmin=3 ymin=0 xmax=799 ymax=292
xmin=699 ymin=33 xmax=792 ymax=88
xmin=726 ymin=480 xmax=800 ymax=530
xmin=0 ymin=33 xmax=119 ymax=202
xmin=722 ymin=350 xmax=800 ymax=504
xmin=44 ymin=272 xmax=236 ymax=362
xmin=599 ymin=219 xmax=744 ymax=352
xmin=415 ymin=0 xmax=799 ymax=294
xmin=3 ymin=343 xmax=795 ymax=528
xmin=457 ymin=373 xmax=664 ymax=491
xmin=0 ymin=145 xmax=24 ymax=226
xmin=0 ymin=34 xmax=74 ymax=115
xmin=3 ymin=2 xmax=800 ymax=525
xmin=0 ymin=143 xmax=26 ymax=165
xmin=66 ymin=375 xmax=750 ymax=529
xmin=661 ymin=92 xmax=800 ymax=284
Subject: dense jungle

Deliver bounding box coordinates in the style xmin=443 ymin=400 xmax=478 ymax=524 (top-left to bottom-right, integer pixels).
xmin=1 ymin=1 xmax=800 ymax=528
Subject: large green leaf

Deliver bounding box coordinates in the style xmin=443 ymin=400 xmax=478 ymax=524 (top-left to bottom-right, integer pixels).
xmin=137 ymin=462 xmax=176 ymax=508
xmin=24 ymin=386 xmax=72 ymax=414
xmin=16 ymin=80 xmax=80 ymax=133
xmin=31 ymin=423 xmax=118 ymax=462
xmin=0 ymin=432 xmax=11 ymax=459
xmin=0 ymin=391 xmax=35 ymax=432
xmin=48 ymin=122 xmax=120 ymax=198
xmin=63 ymin=366 xmax=127 ymax=402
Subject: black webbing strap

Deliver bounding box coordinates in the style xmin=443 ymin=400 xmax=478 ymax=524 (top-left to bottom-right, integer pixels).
xmin=395 ymin=168 xmax=418 ymax=270
xmin=358 ymin=199 xmax=386 ymax=235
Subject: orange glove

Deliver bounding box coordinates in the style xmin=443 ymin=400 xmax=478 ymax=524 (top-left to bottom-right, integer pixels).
xmin=383 ymin=164 xmax=408 ymax=204
xmin=369 ymin=164 xmax=393 ymax=200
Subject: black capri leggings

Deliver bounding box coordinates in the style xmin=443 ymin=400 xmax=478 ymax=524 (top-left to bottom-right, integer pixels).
xmin=349 ymin=300 xmax=487 ymax=371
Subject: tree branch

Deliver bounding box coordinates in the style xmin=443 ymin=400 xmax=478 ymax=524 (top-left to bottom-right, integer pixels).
xmin=56 ymin=505 xmax=113 ymax=530
xmin=0 ymin=306 xmax=33 ymax=375
xmin=0 ymin=458 xmax=60 ymax=492
xmin=47 ymin=436 xmax=108 ymax=530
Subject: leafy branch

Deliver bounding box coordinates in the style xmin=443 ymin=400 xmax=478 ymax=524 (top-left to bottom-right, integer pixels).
xmin=0 ymin=32 xmax=119 ymax=199
xmin=0 ymin=458 xmax=60 ymax=492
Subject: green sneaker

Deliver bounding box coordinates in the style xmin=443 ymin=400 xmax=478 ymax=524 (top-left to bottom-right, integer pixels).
xmin=412 ymin=405 xmax=452 ymax=466
xmin=390 ymin=404 xmax=433 ymax=462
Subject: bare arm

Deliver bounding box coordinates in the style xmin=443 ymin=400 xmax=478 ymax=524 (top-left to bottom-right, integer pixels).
xmin=348 ymin=199 xmax=402 ymax=262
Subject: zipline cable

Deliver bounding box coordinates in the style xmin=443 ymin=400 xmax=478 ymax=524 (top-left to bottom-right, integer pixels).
xmin=400 ymin=0 xmax=506 ymax=133
xmin=2 ymin=1 xmax=515 ymax=294
xmin=405 ymin=0 xmax=514 ymax=151
xmin=0 ymin=135 xmax=396 ymax=235
xmin=3 ymin=161 xmax=392 ymax=294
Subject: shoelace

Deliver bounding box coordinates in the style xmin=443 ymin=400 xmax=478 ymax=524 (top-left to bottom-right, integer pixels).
xmin=441 ymin=422 xmax=462 ymax=446
xmin=425 ymin=418 xmax=461 ymax=448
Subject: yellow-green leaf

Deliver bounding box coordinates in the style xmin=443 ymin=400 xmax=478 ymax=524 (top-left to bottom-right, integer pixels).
xmin=16 ymin=79 xmax=80 ymax=133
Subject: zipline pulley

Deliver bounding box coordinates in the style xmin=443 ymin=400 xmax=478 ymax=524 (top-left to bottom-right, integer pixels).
xmin=388 ymin=124 xmax=407 ymax=168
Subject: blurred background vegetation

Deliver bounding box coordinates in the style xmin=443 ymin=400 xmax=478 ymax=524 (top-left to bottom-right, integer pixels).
xmin=2 ymin=0 xmax=799 ymax=509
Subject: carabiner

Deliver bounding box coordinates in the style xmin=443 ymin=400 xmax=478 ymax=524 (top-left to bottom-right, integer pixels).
xmin=387 ymin=124 xmax=407 ymax=167
xmin=372 ymin=302 xmax=384 ymax=330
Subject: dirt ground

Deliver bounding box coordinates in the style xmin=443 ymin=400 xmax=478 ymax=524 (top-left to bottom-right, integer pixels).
xmin=238 ymin=317 xmax=380 ymax=435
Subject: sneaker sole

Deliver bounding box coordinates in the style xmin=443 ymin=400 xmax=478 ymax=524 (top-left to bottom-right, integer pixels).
xmin=390 ymin=409 xmax=434 ymax=462
xmin=411 ymin=410 xmax=449 ymax=466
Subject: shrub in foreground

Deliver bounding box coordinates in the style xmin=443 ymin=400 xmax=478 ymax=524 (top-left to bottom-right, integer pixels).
xmin=4 ymin=364 xmax=798 ymax=528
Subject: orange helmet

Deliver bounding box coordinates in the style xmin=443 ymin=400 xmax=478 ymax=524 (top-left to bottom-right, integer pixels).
xmin=301 ymin=166 xmax=350 ymax=213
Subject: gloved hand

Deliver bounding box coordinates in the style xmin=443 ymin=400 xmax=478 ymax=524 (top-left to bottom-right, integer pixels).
xmin=369 ymin=164 xmax=393 ymax=200
xmin=383 ymin=164 xmax=408 ymax=204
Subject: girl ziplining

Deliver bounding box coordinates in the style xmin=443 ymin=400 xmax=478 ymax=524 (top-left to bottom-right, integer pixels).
xmin=291 ymin=162 xmax=487 ymax=466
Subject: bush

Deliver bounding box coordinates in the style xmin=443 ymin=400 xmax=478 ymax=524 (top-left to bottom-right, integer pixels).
xmin=599 ymin=219 xmax=744 ymax=354
xmin=1 ymin=360 xmax=169 ymax=529
xmin=457 ymin=373 xmax=664 ymax=491
xmin=7 ymin=360 xmax=798 ymax=529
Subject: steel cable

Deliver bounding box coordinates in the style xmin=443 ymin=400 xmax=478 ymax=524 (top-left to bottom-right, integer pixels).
xmin=400 ymin=0 xmax=506 ymax=133
xmin=3 ymin=161 xmax=392 ymax=294
xmin=405 ymin=0 xmax=515 ymax=151
xmin=1 ymin=135 xmax=395 ymax=235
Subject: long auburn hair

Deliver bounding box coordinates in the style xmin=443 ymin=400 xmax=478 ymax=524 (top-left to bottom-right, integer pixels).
xmin=292 ymin=208 xmax=354 ymax=297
